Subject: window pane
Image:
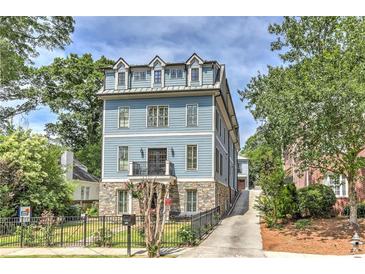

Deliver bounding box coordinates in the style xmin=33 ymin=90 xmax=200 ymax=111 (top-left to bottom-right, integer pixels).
xmin=86 ymin=187 xmax=90 ymax=200
xmin=154 ymin=70 xmax=161 ymax=84
xmin=187 ymin=145 xmax=197 ymax=170
xmin=147 ymin=106 xmax=158 ymax=127
xmin=119 ymin=107 xmax=129 ymax=128
xmin=177 ymin=69 xmax=183 ymax=79
xmin=118 ymin=190 xmax=129 ymax=213
xmin=186 ymin=190 xmax=197 ymax=212
xmin=119 ymin=146 xmax=128 ymax=171
xmin=158 ymin=106 xmax=168 ymax=127
xmin=191 ymin=68 xmax=199 ymax=82
xmin=171 ymin=69 xmax=176 ymax=79
xmin=118 ymin=72 xmax=125 ymax=86
xmin=187 ymin=104 xmax=197 ymax=127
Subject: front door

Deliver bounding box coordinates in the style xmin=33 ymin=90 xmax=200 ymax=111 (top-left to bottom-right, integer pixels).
xmin=148 ymin=148 xmax=167 ymax=175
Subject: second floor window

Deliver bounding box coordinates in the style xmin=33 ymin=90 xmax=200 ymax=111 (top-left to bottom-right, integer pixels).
xmin=154 ymin=70 xmax=161 ymax=84
xmin=147 ymin=106 xmax=168 ymax=127
xmin=171 ymin=69 xmax=183 ymax=79
xmin=191 ymin=68 xmax=199 ymax=82
xmin=118 ymin=146 xmax=128 ymax=171
xmin=118 ymin=72 xmax=125 ymax=86
xmin=186 ymin=104 xmax=198 ymax=127
xmin=118 ymin=107 xmax=129 ymax=128
xmin=134 ymin=71 xmax=146 ymax=81
xmin=215 ymin=148 xmax=219 ymax=173
xmin=219 ymin=153 xmax=223 ymax=176
xmin=186 ymin=145 xmax=197 ymax=170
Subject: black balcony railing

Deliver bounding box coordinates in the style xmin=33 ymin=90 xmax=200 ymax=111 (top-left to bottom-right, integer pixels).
xmin=130 ymin=161 xmax=175 ymax=176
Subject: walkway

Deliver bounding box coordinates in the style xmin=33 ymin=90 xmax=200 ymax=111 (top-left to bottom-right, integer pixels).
xmin=179 ymin=190 xmax=265 ymax=258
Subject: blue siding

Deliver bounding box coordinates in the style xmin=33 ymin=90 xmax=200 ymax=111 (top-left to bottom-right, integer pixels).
xmin=165 ymin=67 xmax=186 ymax=86
xmin=130 ymin=69 xmax=151 ymax=88
xmin=105 ymin=71 xmax=115 ymax=90
xmin=103 ymin=135 xmax=213 ymax=179
xmin=203 ymin=65 xmax=214 ymax=85
xmin=104 ymin=96 xmax=213 ymax=134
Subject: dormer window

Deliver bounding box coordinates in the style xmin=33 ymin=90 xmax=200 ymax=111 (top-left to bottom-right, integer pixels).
xmin=118 ymin=72 xmax=125 ymax=87
xmin=134 ymin=71 xmax=146 ymax=81
xmin=154 ymin=70 xmax=161 ymax=84
xmin=191 ymin=68 xmax=199 ymax=82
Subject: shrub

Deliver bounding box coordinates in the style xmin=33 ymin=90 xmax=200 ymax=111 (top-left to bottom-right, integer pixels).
xmin=65 ymin=205 xmax=81 ymax=216
xmin=298 ymin=184 xmax=336 ymax=218
xmin=92 ymin=228 xmax=113 ymax=247
xmin=16 ymin=225 xmax=38 ymax=247
xmin=85 ymin=205 xmax=98 ymax=217
xmin=343 ymin=203 xmax=365 ymax=218
xmin=177 ymin=226 xmax=198 ymax=246
xmin=294 ymin=219 xmax=311 ymax=230
xmin=278 ymin=183 xmax=300 ymax=219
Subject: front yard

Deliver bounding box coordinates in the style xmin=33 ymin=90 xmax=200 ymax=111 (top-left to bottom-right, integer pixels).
xmin=261 ymin=217 xmax=365 ymax=255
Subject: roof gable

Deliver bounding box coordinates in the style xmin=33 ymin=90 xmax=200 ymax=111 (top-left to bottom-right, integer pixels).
xmin=186 ymin=53 xmax=204 ymax=65
xmin=113 ymin=57 xmax=129 ymax=69
xmin=148 ymin=55 xmax=166 ymax=67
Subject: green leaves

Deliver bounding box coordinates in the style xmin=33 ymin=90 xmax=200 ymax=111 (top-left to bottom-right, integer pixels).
xmin=0 ymin=130 xmax=73 ymax=217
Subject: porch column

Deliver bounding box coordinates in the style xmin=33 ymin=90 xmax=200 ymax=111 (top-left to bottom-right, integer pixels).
xmin=129 ymin=161 xmax=133 ymax=176
xmin=165 ymin=160 xmax=170 ymax=176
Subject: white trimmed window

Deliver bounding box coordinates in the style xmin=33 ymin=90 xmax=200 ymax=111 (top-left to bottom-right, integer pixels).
xmin=147 ymin=106 xmax=168 ymax=127
xmin=154 ymin=70 xmax=161 ymax=84
xmin=118 ymin=72 xmax=125 ymax=86
xmin=134 ymin=71 xmax=146 ymax=81
xmin=186 ymin=104 xmax=198 ymax=127
xmin=118 ymin=146 xmax=128 ymax=171
xmin=326 ymin=174 xmax=348 ymax=197
xmin=85 ymin=187 xmax=90 ymax=200
xmin=118 ymin=190 xmax=129 ymax=214
xmin=81 ymin=186 xmax=85 ymax=200
xmin=186 ymin=145 xmax=197 ymax=170
xmin=191 ymin=68 xmax=199 ymax=82
xmin=186 ymin=190 xmax=197 ymax=212
xmin=118 ymin=107 xmax=129 ymax=128
xmin=171 ymin=69 xmax=183 ymax=79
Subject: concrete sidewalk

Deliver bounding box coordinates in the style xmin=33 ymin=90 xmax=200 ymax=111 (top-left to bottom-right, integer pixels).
xmin=179 ymin=190 xmax=264 ymax=258
xmin=0 ymin=247 xmax=189 ymax=257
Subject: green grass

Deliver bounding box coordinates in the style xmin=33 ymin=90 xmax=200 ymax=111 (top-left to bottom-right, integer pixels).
xmin=0 ymin=221 xmax=190 ymax=248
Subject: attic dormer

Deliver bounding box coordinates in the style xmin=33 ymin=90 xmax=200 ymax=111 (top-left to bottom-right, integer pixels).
xmin=149 ymin=55 xmax=166 ymax=88
xmin=113 ymin=58 xmax=129 ymax=90
xmin=186 ymin=53 xmax=203 ymax=86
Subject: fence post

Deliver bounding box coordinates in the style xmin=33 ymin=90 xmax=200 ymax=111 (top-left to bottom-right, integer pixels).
xmin=102 ymin=216 xmax=106 ymax=247
xmin=20 ymin=218 xmax=24 ymax=248
xmin=83 ymin=215 xmax=87 ymax=247
xmin=199 ymin=212 xmax=202 ymax=239
xmin=60 ymin=217 xmax=64 ymax=247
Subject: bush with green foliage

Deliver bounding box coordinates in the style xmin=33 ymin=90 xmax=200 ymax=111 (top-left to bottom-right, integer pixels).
xmin=294 ymin=219 xmax=311 ymax=230
xmin=85 ymin=204 xmax=98 ymax=217
xmin=92 ymin=228 xmax=113 ymax=247
xmin=344 ymin=203 xmax=365 ymax=218
xmin=297 ymin=184 xmax=336 ymax=218
xmin=177 ymin=226 xmax=198 ymax=246
xmin=15 ymin=225 xmax=38 ymax=247
xmin=65 ymin=205 xmax=81 ymax=217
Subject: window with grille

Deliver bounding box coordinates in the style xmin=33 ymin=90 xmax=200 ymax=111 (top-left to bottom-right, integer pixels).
xmin=134 ymin=71 xmax=146 ymax=81
xmin=154 ymin=70 xmax=161 ymax=84
xmin=171 ymin=69 xmax=183 ymax=79
xmin=118 ymin=107 xmax=129 ymax=128
xmin=118 ymin=190 xmax=129 ymax=214
xmin=118 ymin=72 xmax=125 ymax=86
xmin=186 ymin=145 xmax=197 ymax=170
xmin=118 ymin=146 xmax=128 ymax=171
xmin=186 ymin=104 xmax=198 ymax=127
xmin=191 ymin=68 xmax=199 ymax=82
xmin=147 ymin=106 xmax=168 ymax=127
xmin=186 ymin=190 xmax=197 ymax=212
xmin=326 ymin=174 xmax=347 ymax=197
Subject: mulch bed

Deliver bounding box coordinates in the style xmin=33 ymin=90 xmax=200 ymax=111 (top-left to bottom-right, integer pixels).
xmin=261 ymin=217 xmax=365 ymax=255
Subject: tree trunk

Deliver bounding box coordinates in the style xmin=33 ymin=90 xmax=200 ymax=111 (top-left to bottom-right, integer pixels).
xmin=348 ymin=177 xmax=358 ymax=232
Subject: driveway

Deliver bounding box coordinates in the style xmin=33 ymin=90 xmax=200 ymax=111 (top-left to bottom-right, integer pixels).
xmin=179 ymin=190 xmax=264 ymax=258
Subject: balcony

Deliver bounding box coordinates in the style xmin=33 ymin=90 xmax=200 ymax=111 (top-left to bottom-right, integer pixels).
xmin=128 ymin=160 xmax=175 ymax=183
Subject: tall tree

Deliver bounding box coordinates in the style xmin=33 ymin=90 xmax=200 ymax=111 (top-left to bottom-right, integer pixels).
xmin=35 ymin=54 xmax=113 ymax=177
xmin=0 ymin=16 xmax=74 ymax=128
xmin=240 ymin=17 xmax=365 ymax=228
xmin=0 ymin=130 xmax=74 ymax=217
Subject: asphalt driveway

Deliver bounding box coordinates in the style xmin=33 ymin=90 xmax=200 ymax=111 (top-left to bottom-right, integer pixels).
xmin=179 ymin=190 xmax=264 ymax=258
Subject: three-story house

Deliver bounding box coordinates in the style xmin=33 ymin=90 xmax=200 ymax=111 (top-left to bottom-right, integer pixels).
xmin=97 ymin=53 xmax=240 ymax=216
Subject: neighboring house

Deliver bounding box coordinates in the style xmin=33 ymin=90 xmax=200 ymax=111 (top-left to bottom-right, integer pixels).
xmin=237 ymin=155 xmax=249 ymax=191
xmin=97 ymin=53 xmax=240 ymax=216
xmin=61 ymin=151 xmax=100 ymax=205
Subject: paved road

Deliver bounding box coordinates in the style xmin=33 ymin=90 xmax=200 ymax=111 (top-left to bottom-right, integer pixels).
xmin=179 ymin=190 xmax=264 ymax=258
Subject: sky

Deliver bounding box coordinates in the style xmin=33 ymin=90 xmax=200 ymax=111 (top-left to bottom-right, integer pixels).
xmin=15 ymin=16 xmax=283 ymax=146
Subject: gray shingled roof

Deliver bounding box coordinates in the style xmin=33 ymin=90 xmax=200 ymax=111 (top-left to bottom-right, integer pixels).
xmin=72 ymin=159 xmax=99 ymax=182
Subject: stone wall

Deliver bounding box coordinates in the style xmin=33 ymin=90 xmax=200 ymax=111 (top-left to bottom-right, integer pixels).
xmin=215 ymin=182 xmax=230 ymax=215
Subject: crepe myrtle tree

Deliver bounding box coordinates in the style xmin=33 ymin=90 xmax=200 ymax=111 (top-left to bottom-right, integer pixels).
xmin=240 ymin=16 xmax=365 ymax=229
xmin=128 ymin=179 xmax=173 ymax=258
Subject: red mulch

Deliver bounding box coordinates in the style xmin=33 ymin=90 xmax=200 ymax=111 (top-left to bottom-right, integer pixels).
xmin=261 ymin=218 xmax=365 ymax=255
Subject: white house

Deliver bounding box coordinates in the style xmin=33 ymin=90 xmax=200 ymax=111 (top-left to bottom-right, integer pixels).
xmin=237 ymin=155 xmax=249 ymax=191
xmin=61 ymin=151 xmax=100 ymax=205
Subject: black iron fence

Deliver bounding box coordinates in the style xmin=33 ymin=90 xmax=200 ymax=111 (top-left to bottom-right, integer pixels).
xmin=0 ymin=206 xmax=220 ymax=248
